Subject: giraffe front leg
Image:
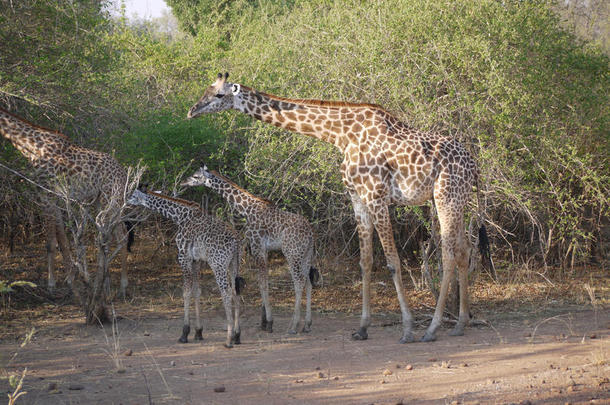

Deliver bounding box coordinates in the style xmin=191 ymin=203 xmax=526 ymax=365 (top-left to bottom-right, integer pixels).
xmin=45 ymin=211 xmax=58 ymax=292
xmin=192 ymin=261 xmax=203 ymax=341
xmin=254 ymin=249 xmax=273 ymax=333
xmin=178 ymin=254 xmax=192 ymax=343
xmin=350 ymin=194 xmax=373 ymax=341
xmin=114 ymin=223 xmax=129 ymax=298
xmin=369 ymin=202 xmax=414 ymax=344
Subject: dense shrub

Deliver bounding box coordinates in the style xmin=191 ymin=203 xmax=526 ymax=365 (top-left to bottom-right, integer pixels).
xmin=0 ymin=0 xmax=607 ymax=270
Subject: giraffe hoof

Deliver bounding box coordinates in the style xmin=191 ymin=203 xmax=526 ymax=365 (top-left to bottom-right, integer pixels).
xmin=265 ymin=320 xmax=273 ymax=333
xmin=420 ymin=332 xmax=437 ymax=342
xmin=287 ymin=329 xmax=297 ymax=335
xmin=399 ymin=332 xmax=415 ymax=344
xmin=194 ymin=328 xmax=204 ymax=341
xmin=351 ymin=327 xmax=368 ymax=341
xmin=448 ymin=327 xmax=464 ymax=337
xmin=232 ymin=332 xmax=241 ymax=345
xmin=224 ymin=343 xmax=233 ymax=349
xmin=178 ymin=336 xmax=188 ymax=344
xmin=301 ymin=326 xmax=311 ymax=333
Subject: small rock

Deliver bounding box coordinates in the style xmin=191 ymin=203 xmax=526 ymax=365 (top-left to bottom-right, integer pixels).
xmin=589 ymin=334 xmax=597 ymax=339
xmin=428 ymin=357 xmax=437 ymax=362
xmin=379 ymin=379 xmax=386 ymax=384
xmin=519 ymin=401 xmax=532 ymax=405
xmin=68 ymin=384 xmax=84 ymax=391
xmin=333 ymin=376 xmax=339 ymax=380
xmin=451 ymin=401 xmax=459 ymax=405
xmin=405 ymin=364 xmax=413 ymax=370
xmin=116 ymin=368 xmax=126 ymax=374
xmin=143 ymin=331 xmax=150 ymax=336
xmin=524 ymin=332 xmax=531 ymax=337
xmin=549 ymin=364 xmax=555 ymax=369
xmin=213 ymin=386 xmax=226 ymax=393
xmin=123 ymin=349 xmax=133 ymax=357
xmin=188 ymin=371 xmax=194 ymax=375
xmin=317 ymin=372 xmax=325 ymax=378
xmin=459 ymin=363 xmax=468 ymax=368
xmin=315 ymin=366 xmax=321 ymax=370
xmin=441 ymin=361 xmax=451 ymax=369
xmin=170 ymin=361 xmax=176 ymax=367
xmin=383 ymin=369 xmax=393 ymax=376
xmin=395 ymin=364 xmax=401 ymax=369
xmin=294 ymin=379 xmax=304 ymax=383
xmin=47 ymin=382 xmax=57 ymax=391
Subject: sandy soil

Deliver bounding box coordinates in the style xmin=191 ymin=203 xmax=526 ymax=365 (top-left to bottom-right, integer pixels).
xmin=1 ymin=304 xmax=608 ymax=405
xmin=1 ymin=239 xmax=608 ymax=404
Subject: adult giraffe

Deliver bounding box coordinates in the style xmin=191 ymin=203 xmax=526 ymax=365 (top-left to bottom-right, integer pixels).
xmin=0 ymin=107 xmax=133 ymax=296
xmin=187 ymin=73 xmax=492 ymax=343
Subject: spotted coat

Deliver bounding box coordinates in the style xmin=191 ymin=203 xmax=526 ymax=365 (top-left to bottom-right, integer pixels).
xmin=187 ymin=73 xmax=484 ymax=343
xmin=182 ymin=166 xmax=316 ymax=334
xmin=0 ymin=108 xmax=130 ymax=294
xmin=127 ymin=189 xmax=242 ymax=347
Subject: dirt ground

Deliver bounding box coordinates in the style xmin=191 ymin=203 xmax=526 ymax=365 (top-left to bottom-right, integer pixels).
xmin=1 ymin=239 xmax=609 ymax=404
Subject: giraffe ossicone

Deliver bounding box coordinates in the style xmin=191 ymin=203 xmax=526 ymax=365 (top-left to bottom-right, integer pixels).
xmin=188 ymin=72 xmax=494 ymax=343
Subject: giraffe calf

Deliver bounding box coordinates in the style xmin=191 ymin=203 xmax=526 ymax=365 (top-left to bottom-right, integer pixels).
xmin=182 ymin=166 xmax=319 ymax=334
xmin=127 ymin=189 xmax=244 ymax=347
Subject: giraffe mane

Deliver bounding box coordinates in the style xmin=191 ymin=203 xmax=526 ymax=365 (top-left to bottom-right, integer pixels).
xmin=148 ymin=191 xmax=201 ymax=209
xmin=210 ymin=170 xmax=273 ymax=205
xmin=240 ymin=85 xmax=386 ymax=111
xmin=0 ymin=107 xmax=70 ymax=140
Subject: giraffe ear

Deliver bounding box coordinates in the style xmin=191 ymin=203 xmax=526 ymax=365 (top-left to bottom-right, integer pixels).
xmin=224 ymin=72 xmax=229 ymax=80
xmin=231 ymin=83 xmax=241 ymax=95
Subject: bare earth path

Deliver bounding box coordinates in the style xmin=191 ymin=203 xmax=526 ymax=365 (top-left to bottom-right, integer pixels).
xmin=1 ymin=306 xmax=608 ymax=404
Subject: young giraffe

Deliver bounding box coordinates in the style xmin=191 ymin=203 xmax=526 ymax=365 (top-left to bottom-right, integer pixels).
xmin=127 ymin=188 xmax=244 ymax=347
xmin=0 ymin=107 xmax=133 ymax=295
xmin=187 ymin=73 xmax=493 ymax=343
xmin=182 ymin=165 xmax=319 ymax=334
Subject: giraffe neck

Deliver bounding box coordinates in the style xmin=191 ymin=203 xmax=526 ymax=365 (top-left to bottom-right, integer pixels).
xmin=206 ymin=171 xmax=271 ymax=218
xmin=0 ymin=108 xmax=68 ymax=166
xmin=234 ymin=86 xmax=383 ymax=152
xmin=143 ymin=192 xmax=201 ymax=226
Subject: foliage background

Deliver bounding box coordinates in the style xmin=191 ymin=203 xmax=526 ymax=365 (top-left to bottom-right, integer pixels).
xmin=0 ymin=0 xmax=608 ymax=273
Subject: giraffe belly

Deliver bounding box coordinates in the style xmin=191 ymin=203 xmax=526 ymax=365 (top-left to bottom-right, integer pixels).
xmin=391 ymin=180 xmax=434 ymax=207
xmin=263 ymin=236 xmax=282 ymax=252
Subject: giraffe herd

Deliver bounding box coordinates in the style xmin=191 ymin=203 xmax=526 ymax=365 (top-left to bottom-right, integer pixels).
xmin=1 ymin=72 xmax=492 ymax=347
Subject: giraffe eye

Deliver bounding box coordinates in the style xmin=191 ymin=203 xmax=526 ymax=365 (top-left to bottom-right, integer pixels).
xmin=215 ymin=94 xmax=224 ymax=99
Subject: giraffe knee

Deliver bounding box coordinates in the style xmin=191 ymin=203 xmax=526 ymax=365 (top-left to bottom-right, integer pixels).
xmin=387 ymin=264 xmax=396 ymax=276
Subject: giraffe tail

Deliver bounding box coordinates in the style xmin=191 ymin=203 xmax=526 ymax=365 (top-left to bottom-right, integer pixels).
xmin=235 ymin=276 xmax=246 ymax=295
xmin=475 ymin=180 xmax=497 ymax=279
xmin=124 ymin=221 xmax=135 ymax=253
xmin=309 ymin=267 xmax=320 ymax=287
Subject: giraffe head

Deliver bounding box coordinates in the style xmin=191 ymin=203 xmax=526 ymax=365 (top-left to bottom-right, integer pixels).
xmin=187 ymin=72 xmax=241 ymax=119
xmin=126 ymin=188 xmax=149 ymax=208
xmin=181 ymin=165 xmax=213 ymax=187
